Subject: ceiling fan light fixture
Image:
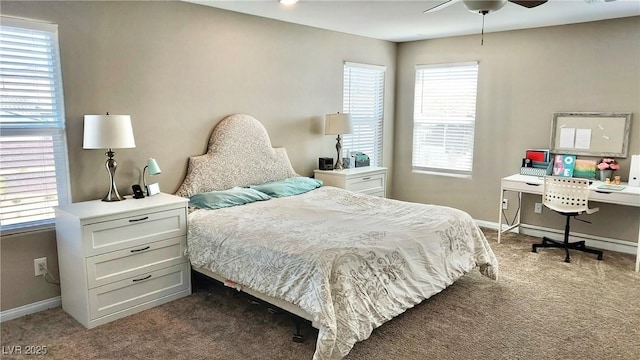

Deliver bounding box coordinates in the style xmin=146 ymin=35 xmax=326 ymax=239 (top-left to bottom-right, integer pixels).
xmin=463 ymin=0 xmax=507 ymax=13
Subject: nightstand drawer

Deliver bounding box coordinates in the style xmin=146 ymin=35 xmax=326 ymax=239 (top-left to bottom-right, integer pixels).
xmin=86 ymin=236 xmax=187 ymax=289
xmin=345 ymin=174 xmax=385 ymax=194
xmin=82 ymin=208 xmax=186 ymax=256
xmin=89 ymin=263 xmax=189 ymax=320
xmin=361 ymin=190 xmax=385 ymax=197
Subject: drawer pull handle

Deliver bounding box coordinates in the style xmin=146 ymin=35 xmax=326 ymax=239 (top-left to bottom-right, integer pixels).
xmin=132 ymin=275 xmax=152 ymax=282
xmin=128 ymin=216 xmax=149 ymax=223
xmin=595 ymin=190 xmax=611 ymax=194
xmin=362 ymin=177 xmax=371 ymax=180
xmin=525 ymin=183 xmax=540 ymax=186
xmin=130 ymin=246 xmax=150 ymax=253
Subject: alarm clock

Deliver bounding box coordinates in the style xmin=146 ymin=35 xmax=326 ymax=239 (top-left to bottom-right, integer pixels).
xmin=319 ymin=157 xmax=333 ymax=170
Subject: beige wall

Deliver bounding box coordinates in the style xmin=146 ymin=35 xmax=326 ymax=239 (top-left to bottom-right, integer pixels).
xmin=1 ymin=230 xmax=60 ymax=310
xmin=393 ymin=17 xmax=640 ymax=241
xmin=0 ymin=1 xmax=396 ymax=311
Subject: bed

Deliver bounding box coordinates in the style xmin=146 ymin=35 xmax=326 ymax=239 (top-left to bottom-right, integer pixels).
xmin=175 ymin=114 xmax=499 ymax=360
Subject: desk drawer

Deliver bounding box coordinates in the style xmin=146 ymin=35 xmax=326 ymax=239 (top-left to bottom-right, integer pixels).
xmin=590 ymin=190 xmax=639 ymax=207
xmin=89 ymin=263 xmax=189 ymax=320
xmin=345 ymin=174 xmax=385 ymax=194
xmin=86 ymin=236 xmax=187 ymax=289
xmin=502 ymin=179 xmax=543 ymax=195
xmin=82 ymin=208 xmax=186 ymax=256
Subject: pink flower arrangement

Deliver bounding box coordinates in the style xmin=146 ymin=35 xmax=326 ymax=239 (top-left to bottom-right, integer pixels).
xmin=597 ymin=158 xmax=620 ymax=171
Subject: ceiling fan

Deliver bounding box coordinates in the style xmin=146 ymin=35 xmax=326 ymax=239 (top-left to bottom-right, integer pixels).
xmin=424 ymin=0 xmax=548 ymax=15
xmin=424 ymin=0 xmax=548 ymax=44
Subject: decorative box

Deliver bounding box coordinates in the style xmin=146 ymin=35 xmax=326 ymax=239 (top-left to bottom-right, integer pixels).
xmin=520 ymin=162 xmax=552 ymax=176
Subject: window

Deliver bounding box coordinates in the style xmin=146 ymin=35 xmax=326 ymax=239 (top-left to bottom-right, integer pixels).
xmin=0 ymin=17 xmax=70 ymax=233
xmin=342 ymin=62 xmax=386 ymax=166
xmin=412 ymin=62 xmax=479 ymax=176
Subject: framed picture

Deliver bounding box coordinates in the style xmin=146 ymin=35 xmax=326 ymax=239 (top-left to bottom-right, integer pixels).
xmin=573 ymin=159 xmax=597 ymax=179
xmin=146 ymin=183 xmax=160 ymax=196
xmin=550 ymin=112 xmax=632 ymax=158
xmin=552 ymin=154 xmax=576 ymax=177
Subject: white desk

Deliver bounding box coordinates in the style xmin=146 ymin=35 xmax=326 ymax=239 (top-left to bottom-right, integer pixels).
xmin=498 ymin=174 xmax=640 ymax=271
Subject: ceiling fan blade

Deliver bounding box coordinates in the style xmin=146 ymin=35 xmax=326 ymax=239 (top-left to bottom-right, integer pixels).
xmin=508 ymin=0 xmax=548 ymax=8
xmin=424 ymin=0 xmax=459 ymax=13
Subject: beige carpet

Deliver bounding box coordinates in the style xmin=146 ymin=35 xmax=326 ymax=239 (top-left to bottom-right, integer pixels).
xmin=2 ymin=229 xmax=639 ymax=360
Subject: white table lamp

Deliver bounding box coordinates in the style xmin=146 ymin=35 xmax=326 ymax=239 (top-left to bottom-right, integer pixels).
xmin=83 ymin=113 xmax=136 ymax=201
xmin=325 ymin=113 xmax=353 ymax=170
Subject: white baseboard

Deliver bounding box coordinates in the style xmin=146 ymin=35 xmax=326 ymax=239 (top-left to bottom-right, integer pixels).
xmin=0 ymin=296 xmax=61 ymax=323
xmin=474 ymin=220 xmax=637 ymax=255
xmin=475 ymin=220 xmax=501 ymax=231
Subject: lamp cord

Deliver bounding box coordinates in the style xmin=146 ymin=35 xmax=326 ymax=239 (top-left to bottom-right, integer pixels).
xmin=501 ymin=195 xmax=521 ymax=227
xmin=40 ymin=267 xmax=60 ymax=286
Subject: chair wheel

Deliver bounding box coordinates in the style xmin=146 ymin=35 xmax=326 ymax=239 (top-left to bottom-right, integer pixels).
xmin=293 ymin=334 xmax=304 ymax=343
xmin=531 ymin=246 xmax=537 ymax=253
xmin=564 ymin=257 xmax=571 ymax=263
xmin=598 ymin=254 xmax=603 ymax=260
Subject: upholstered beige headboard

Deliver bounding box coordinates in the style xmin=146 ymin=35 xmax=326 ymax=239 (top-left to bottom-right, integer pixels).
xmin=175 ymin=114 xmax=298 ymax=197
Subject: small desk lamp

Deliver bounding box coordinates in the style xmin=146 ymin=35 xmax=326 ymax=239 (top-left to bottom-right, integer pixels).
xmin=143 ymin=158 xmax=161 ymax=196
xmin=325 ymin=113 xmax=353 ymax=170
xmin=83 ymin=113 xmax=136 ymax=202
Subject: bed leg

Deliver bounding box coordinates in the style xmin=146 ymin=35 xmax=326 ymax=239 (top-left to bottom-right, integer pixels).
xmin=292 ymin=318 xmax=304 ymax=343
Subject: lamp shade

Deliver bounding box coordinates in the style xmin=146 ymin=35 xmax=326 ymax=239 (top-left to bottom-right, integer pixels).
xmin=325 ymin=113 xmax=353 ymax=135
xmin=146 ymin=158 xmax=161 ymax=175
xmin=83 ymin=114 xmax=136 ymax=149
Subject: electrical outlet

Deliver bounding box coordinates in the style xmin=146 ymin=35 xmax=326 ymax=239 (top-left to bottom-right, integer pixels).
xmin=502 ymin=199 xmax=508 ymax=210
xmin=34 ymin=257 xmax=47 ymax=276
xmin=534 ymin=202 xmax=543 ymax=214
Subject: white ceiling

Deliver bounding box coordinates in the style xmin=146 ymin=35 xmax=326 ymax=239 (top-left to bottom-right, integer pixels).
xmin=185 ymin=0 xmax=640 ymax=42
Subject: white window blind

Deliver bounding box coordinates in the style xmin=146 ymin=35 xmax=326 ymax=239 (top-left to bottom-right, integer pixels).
xmin=0 ymin=17 xmax=70 ymax=232
xmin=342 ymin=62 xmax=386 ymax=166
xmin=412 ymin=62 xmax=479 ymax=175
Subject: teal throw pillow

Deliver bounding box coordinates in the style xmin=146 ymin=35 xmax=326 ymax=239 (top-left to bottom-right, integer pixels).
xmin=250 ymin=177 xmax=323 ymax=198
xmin=189 ymin=187 xmax=271 ymax=210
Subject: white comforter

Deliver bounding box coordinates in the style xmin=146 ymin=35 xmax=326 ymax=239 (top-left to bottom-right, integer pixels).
xmin=187 ymin=186 xmax=498 ymax=359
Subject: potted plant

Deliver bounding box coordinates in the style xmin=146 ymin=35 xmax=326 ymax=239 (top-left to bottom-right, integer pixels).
xmin=596 ymin=158 xmax=620 ymax=181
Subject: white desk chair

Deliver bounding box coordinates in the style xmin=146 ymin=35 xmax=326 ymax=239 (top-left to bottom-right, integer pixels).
xmin=531 ymin=176 xmax=604 ymax=263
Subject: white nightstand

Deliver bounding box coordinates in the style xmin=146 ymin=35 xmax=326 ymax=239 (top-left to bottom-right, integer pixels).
xmin=314 ymin=166 xmax=387 ymax=197
xmin=54 ymin=193 xmax=191 ymax=329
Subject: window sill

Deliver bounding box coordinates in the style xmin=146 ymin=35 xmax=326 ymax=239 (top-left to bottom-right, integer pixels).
xmin=411 ymin=169 xmax=472 ymax=179
xmin=0 ymin=223 xmax=56 ymax=238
